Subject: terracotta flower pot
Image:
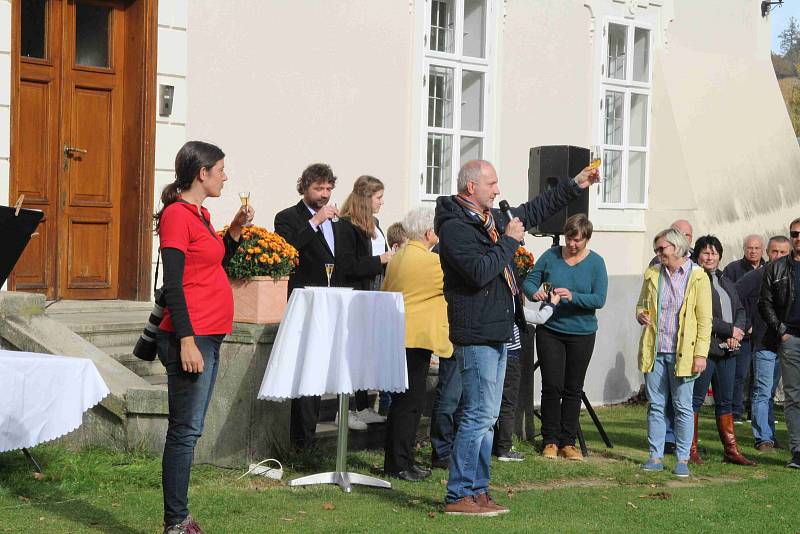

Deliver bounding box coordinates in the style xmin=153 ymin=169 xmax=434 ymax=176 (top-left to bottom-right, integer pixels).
xmin=230 ymin=276 xmax=289 ymax=324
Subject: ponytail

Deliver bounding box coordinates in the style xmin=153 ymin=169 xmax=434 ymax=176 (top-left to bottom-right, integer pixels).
xmin=153 ymin=140 xmax=225 ymax=234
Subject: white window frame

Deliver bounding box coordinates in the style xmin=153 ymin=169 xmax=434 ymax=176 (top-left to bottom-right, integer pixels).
xmin=418 ymin=0 xmax=496 ymax=202
xmin=597 ymin=18 xmax=653 ymax=210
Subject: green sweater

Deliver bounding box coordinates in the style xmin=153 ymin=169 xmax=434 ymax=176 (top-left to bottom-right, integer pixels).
xmin=522 ymin=247 xmax=608 ymax=335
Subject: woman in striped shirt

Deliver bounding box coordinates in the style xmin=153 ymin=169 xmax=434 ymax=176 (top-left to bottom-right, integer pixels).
xmin=635 ymin=227 xmax=712 ymax=478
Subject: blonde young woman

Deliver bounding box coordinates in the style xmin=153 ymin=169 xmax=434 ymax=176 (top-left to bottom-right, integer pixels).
xmin=635 ymin=227 xmax=711 ymax=477
xmin=337 ymin=175 xmax=394 ymax=428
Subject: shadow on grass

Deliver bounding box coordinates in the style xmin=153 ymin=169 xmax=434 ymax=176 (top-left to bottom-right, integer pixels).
xmin=0 ymin=449 xmax=145 ymax=534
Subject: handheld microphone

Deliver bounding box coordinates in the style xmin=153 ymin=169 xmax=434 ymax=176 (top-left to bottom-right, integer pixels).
xmin=499 ymin=200 xmax=524 ymax=246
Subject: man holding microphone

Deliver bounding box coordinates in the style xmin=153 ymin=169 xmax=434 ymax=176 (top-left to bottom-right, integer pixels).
xmin=434 ymin=159 xmax=599 ymax=516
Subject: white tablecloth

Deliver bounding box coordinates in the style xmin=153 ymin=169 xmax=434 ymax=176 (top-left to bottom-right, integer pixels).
xmin=258 ymin=288 xmax=407 ymax=401
xmin=0 ymin=350 xmax=110 ymax=453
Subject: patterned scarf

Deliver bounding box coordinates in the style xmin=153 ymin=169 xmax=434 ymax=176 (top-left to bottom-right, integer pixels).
xmin=454 ymin=195 xmax=519 ymax=295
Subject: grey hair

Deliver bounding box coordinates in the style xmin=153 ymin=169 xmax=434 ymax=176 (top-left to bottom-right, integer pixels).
xmin=743 ymin=234 xmax=764 ymax=248
xmin=402 ymin=206 xmax=435 ymax=242
xmin=653 ymin=227 xmax=689 ymax=259
xmin=457 ymin=160 xmax=490 ymax=194
xmin=768 ymin=235 xmax=790 ymax=247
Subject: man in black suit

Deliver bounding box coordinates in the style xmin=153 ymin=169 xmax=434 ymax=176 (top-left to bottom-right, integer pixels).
xmin=274 ymin=162 xmax=344 ymax=449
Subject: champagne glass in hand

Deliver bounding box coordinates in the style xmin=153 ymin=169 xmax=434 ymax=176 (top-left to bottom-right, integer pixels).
xmin=589 ymin=145 xmax=602 ymax=170
xmin=239 ymin=192 xmax=252 ymax=227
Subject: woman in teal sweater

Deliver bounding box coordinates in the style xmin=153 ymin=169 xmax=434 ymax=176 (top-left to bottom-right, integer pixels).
xmin=523 ymin=214 xmax=608 ymax=461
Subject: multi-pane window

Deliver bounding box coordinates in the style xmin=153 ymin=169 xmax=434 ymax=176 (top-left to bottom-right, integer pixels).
xmin=422 ymin=0 xmax=492 ymax=198
xmin=599 ymin=22 xmax=652 ymax=207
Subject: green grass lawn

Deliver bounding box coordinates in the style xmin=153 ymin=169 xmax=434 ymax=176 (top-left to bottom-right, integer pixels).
xmin=1 ymin=404 xmax=799 ymax=533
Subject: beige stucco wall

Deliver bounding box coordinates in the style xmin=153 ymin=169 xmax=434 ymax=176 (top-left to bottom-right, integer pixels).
xmin=186 ymin=0 xmax=416 ymax=234
xmin=647 ymin=0 xmax=800 ymax=264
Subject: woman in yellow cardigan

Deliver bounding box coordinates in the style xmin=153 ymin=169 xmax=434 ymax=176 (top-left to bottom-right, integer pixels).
xmin=382 ymin=206 xmax=453 ymax=481
xmin=635 ymin=227 xmax=711 ymax=477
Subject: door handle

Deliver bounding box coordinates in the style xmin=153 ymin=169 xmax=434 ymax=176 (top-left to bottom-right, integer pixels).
xmin=64 ymin=144 xmax=88 ymax=156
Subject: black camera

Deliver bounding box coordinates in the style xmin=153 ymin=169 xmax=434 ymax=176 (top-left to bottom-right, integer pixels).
xmin=133 ymin=289 xmax=166 ymax=361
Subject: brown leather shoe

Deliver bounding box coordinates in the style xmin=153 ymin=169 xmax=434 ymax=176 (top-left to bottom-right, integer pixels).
xmin=542 ymin=443 xmax=558 ymax=459
xmin=475 ymin=492 xmax=510 ymax=515
xmin=716 ymin=413 xmax=756 ymax=466
xmin=444 ymin=496 xmax=498 ymax=517
xmin=689 ymin=412 xmax=703 ymax=465
xmin=756 ymin=442 xmax=775 ymax=453
xmin=558 ymin=445 xmax=584 ymax=461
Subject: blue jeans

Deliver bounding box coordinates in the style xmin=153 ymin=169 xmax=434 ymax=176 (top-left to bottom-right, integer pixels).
xmin=446 ymin=344 xmax=507 ymax=503
xmin=644 ymin=352 xmax=694 ymax=462
xmin=430 ymin=356 xmax=462 ymax=461
xmin=664 ymin=401 xmax=676 ymax=444
xmin=733 ymin=339 xmax=753 ymax=418
xmin=751 ymin=350 xmax=778 ymax=446
xmin=158 ymin=334 xmax=224 ymax=525
xmin=691 ymin=355 xmax=736 ymax=416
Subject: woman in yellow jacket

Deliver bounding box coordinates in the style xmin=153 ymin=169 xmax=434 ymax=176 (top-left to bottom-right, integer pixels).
xmin=382 ymin=206 xmax=453 ymax=481
xmin=635 ymin=227 xmax=712 ymax=477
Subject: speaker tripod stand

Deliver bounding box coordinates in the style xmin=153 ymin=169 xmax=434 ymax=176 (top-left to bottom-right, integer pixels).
xmin=529 ymin=358 xmax=614 ymax=456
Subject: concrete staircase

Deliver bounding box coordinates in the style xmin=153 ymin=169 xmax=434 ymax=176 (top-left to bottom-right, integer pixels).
xmin=47 ymin=300 xmax=167 ymax=386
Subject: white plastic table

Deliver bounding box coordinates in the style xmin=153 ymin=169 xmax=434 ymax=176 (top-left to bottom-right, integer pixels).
xmin=258 ymin=287 xmax=407 ymax=492
xmin=0 ymin=350 xmax=110 ymax=457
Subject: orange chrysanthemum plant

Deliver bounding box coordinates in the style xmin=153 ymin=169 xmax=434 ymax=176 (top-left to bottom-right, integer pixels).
xmin=219 ymin=225 xmax=299 ymax=281
xmin=513 ymin=246 xmax=535 ymax=280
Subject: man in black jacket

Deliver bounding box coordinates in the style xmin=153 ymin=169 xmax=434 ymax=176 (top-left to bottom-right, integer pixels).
xmin=759 ymin=218 xmax=800 ymax=468
xmin=274 ymin=163 xmax=347 ymax=449
xmin=436 ymin=159 xmax=599 ymax=515
xmin=738 ymin=236 xmax=790 ymax=452
xmin=723 ymin=234 xmax=765 ymax=283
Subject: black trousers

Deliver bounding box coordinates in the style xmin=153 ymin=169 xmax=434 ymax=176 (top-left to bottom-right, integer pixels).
xmin=493 ymin=349 xmax=522 ymax=456
xmin=536 ymin=326 xmax=596 ymax=447
xmin=290 ymin=396 xmax=321 ymax=449
xmin=353 ymin=390 xmax=370 ymax=411
xmin=384 ymin=348 xmax=432 ymax=473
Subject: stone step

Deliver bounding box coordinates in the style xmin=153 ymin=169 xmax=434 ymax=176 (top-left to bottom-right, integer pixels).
xmin=45 ymin=299 xmax=155 ymax=315
xmin=53 ymin=311 xmax=150 ymax=348
xmin=105 ymin=344 xmax=166 ymax=377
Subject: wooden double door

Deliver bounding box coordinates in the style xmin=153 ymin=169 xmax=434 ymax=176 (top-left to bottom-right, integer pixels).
xmin=10 ymin=0 xmax=157 ymax=300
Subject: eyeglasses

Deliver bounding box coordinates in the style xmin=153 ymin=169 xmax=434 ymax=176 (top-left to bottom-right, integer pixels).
xmin=654 ymin=244 xmax=675 ymax=255
xmin=791 ymin=230 xmax=800 ymax=239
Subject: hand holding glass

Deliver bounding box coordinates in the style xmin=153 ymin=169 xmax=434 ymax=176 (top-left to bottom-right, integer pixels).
xmin=239 ymin=192 xmax=252 ymax=227
xmin=589 ymin=145 xmax=602 ymax=170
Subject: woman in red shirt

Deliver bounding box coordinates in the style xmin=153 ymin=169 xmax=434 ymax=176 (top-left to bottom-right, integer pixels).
xmin=154 ymin=141 xmax=253 ymax=534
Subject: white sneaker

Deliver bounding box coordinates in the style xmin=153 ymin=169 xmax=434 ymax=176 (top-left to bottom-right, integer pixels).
xmin=356 ymin=408 xmax=387 ymax=424
xmin=335 ymin=410 xmax=367 ymax=431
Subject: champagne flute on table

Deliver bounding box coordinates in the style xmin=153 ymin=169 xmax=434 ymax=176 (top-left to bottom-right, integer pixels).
xmin=325 ymin=263 xmax=334 ymax=287
xmin=238 ymin=191 xmax=252 ymax=227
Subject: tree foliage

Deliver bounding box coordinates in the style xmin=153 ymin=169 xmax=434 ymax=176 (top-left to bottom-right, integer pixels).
xmin=772 ymin=53 xmax=797 ymax=78
xmin=775 ymin=17 xmax=800 ymax=136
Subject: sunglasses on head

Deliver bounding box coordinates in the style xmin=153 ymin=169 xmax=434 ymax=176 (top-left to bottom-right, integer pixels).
xmin=791 ymin=230 xmax=800 ymax=239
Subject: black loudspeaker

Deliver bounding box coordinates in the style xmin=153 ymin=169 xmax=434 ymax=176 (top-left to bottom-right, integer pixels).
xmin=527 ymin=145 xmax=590 ymax=235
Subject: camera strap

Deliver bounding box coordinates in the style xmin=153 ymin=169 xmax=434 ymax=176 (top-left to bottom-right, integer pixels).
xmin=153 ymin=250 xmax=163 ymax=299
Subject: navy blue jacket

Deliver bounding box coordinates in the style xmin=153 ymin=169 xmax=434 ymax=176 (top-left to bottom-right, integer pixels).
xmin=722 ymin=257 xmax=764 ymax=284
xmin=736 ymin=268 xmax=768 ymax=352
xmin=434 ymin=178 xmax=582 ymax=346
